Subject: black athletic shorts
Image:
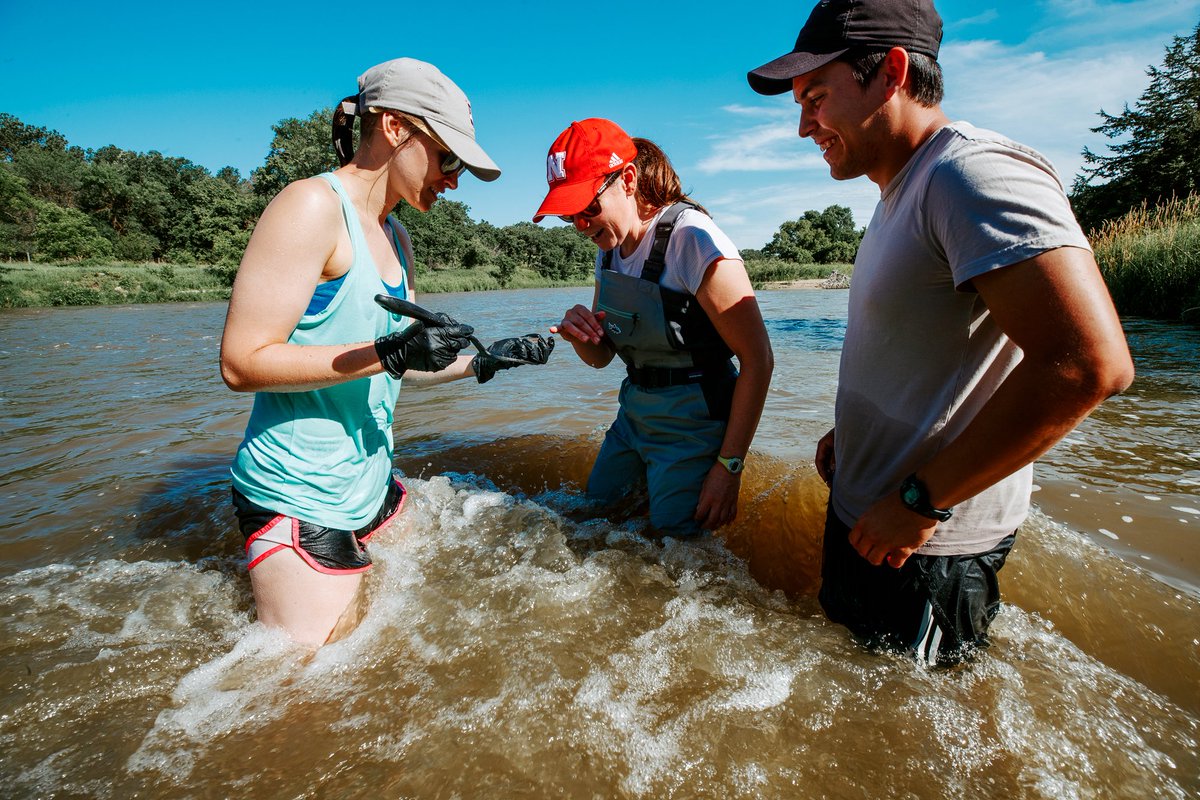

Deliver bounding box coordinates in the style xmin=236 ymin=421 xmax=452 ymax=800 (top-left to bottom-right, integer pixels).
xmin=818 ymin=503 xmax=1015 ymax=667
xmin=231 ymin=477 xmax=407 ymax=574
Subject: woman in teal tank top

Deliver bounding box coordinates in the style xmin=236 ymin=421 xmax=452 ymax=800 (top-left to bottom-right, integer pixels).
xmin=220 ymin=58 xmax=551 ymax=647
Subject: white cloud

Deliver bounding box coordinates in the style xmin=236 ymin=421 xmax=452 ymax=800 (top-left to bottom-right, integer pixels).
xmin=948 ymin=9 xmax=1000 ymax=30
xmin=706 ymin=178 xmax=881 ymax=249
xmin=717 ymin=104 xmax=797 ymax=119
xmin=1037 ymin=0 xmax=1200 ymax=46
xmin=695 ymin=122 xmax=827 ymax=174
xmin=939 ymin=39 xmax=1161 ymax=184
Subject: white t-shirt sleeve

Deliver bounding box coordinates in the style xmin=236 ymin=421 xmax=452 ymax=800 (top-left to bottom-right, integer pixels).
xmin=662 ymin=210 xmax=743 ymax=295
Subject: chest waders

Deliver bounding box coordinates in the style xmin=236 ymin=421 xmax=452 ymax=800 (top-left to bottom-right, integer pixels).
xmin=596 ymin=201 xmax=738 ymax=421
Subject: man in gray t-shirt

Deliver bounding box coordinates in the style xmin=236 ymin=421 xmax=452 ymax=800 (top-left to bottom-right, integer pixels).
xmin=747 ymin=0 xmax=1134 ymax=665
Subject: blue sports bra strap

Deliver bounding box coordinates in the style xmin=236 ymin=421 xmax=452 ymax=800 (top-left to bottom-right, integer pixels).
xmin=641 ymin=201 xmax=701 ymax=286
xmin=384 ymin=215 xmax=409 ymax=271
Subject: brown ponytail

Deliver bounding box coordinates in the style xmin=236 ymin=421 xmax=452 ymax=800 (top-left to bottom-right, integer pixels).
xmin=631 ymin=137 xmax=708 ymax=216
xmin=331 ymin=95 xmax=359 ymax=166
xmin=331 ymin=98 xmax=427 ymax=167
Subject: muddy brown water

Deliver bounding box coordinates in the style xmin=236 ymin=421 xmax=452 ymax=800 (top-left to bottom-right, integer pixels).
xmin=1 ymin=288 xmax=1197 ymax=798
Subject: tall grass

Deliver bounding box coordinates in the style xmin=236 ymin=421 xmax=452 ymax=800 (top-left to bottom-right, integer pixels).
xmin=0 ymin=260 xmax=592 ymax=308
xmin=742 ymin=255 xmax=852 ymax=289
xmin=1091 ymin=194 xmax=1200 ymax=320
xmin=1 ymin=254 xmax=856 ymax=309
xmin=0 ymin=262 xmax=232 ymax=308
xmin=415 ymin=266 xmax=589 ymax=294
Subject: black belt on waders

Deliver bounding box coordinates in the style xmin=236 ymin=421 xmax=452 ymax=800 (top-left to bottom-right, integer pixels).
xmin=626 ymin=359 xmax=735 ymax=389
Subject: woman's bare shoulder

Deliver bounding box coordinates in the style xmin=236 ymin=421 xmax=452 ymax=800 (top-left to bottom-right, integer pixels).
xmin=264 ymin=176 xmax=341 ymax=221
xmin=241 ymin=176 xmax=344 ymax=270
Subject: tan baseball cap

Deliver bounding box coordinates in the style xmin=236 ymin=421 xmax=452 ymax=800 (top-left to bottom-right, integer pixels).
xmin=352 ymin=58 xmax=501 ymax=182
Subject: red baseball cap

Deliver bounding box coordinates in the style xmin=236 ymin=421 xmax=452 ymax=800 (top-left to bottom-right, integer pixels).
xmin=533 ymin=118 xmax=637 ymax=222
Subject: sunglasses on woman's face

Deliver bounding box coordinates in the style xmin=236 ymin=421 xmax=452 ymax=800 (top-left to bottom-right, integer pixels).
xmin=557 ymin=170 xmax=621 ymax=223
xmin=439 ymin=150 xmax=464 ymax=177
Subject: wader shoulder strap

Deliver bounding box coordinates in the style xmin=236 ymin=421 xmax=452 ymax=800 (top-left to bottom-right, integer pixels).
xmin=600 ymin=200 xmax=705 ymax=283
xmin=642 ymin=201 xmax=702 ymax=285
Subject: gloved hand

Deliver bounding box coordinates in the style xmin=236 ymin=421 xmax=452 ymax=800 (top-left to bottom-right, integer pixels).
xmin=472 ymin=334 xmax=555 ymax=384
xmin=375 ymin=314 xmax=474 ymax=378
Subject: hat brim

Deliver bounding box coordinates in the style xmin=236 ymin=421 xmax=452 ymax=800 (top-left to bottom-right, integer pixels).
xmin=426 ymin=119 xmax=502 ymax=182
xmin=747 ymin=48 xmax=847 ymax=95
xmin=532 ymin=175 xmax=607 ymax=223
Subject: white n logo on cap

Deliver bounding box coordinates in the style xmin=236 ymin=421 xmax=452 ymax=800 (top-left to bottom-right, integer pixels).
xmin=547 ymin=151 xmax=567 ymax=183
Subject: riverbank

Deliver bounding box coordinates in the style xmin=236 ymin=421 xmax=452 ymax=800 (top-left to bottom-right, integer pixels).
xmin=0 ymin=261 xmax=593 ymax=308
xmin=761 ymin=278 xmax=824 ymax=290
xmin=759 ymin=271 xmax=853 ymax=291
xmin=0 ymin=262 xmax=231 ymax=307
xmin=0 ymin=259 xmax=852 ymax=308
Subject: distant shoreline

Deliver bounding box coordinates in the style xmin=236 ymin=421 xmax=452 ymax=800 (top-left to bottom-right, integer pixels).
xmin=1 ymin=261 xmax=848 ymax=309
xmin=761 ymin=278 xmax=827 ymax=290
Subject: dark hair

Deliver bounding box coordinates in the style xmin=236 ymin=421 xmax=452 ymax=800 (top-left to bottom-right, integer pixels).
xmin=631 ymin=137 xmax=708 ymax=215
xmin=838 ymin=49 xmax=944 ymax=108
xmin=331 ymin=96 xmax=423 ymax=166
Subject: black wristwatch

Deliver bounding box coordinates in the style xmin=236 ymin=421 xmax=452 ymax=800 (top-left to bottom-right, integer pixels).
xmin=899 ymin=473 xmax=953 ymax=522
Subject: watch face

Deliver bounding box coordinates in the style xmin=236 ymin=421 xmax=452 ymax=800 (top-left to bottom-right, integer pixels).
xmin=901 ymin=484 xmax=920 ymax=506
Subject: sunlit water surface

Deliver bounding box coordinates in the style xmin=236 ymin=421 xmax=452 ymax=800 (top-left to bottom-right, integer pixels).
xmin=1 ymin=288 xmax=1197 ymax=798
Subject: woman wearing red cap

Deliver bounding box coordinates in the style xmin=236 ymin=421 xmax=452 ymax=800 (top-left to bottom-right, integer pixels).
xmin=220 ymin=58 xmax=551 ymax=646
xmin=536 ymin=119 xmax=773 ymax=536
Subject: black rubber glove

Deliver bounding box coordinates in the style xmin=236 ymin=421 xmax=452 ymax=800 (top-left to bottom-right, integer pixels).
xmin=471 ymin=334 xmax=555 ymax=384
xmin=375 ymin=315 xmax=474 ymax=378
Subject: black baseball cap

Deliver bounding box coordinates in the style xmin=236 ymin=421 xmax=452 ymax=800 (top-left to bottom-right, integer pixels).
xmin=747 ymin=0 xmax=943 ymax=95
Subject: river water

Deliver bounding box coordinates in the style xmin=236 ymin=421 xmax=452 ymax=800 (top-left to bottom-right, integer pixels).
xmin=1 ymin=287 xmax=1197 ymax=798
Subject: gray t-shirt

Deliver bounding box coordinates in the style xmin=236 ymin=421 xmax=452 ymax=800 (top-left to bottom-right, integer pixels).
xmin=832 ymin=122 xmax=1092 ymax=555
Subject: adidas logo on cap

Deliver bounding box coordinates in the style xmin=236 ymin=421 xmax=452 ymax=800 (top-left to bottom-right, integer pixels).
xmin=608 ymin=152 xmax=624 ymax=168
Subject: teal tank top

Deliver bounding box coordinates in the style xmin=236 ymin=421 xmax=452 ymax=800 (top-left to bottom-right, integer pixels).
xmin=231 ymin=172 xmax=411 ymax=529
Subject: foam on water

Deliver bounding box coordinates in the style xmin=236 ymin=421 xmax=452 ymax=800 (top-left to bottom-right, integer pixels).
xmin=3 ymin=471 xmax=1198 ymax=798
xmin=1 ymin=559 xmax=247 ymax=796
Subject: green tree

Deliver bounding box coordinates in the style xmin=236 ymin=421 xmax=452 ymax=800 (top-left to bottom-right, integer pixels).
xmin=78 ymin=159 xmax=132 ymax=233
xmin=114 ymin=229 xmax=159 ymax=262
xmin=1 ymin=114 xmax=87 ymax=209
xmin=763 ymin=204 xmax=862 ymax=264
xmin=533 ymin=225 xmax=595 ymax=281
xmin=84 ymin=147 xmax=175 ymax=258
xmin=8 ymin=140 xmax=86 ymax=209
xmin=1 ymin=114 xmax=262 ymax=265
xmin=492 ymin=222 xmax=542 ymax=268
xmin=0 ymin=113 xmax=70 ymax=158
xmin=174 ymin=173 xmax=258 ymax=264
xmin=394 ymin=199 xmax=478 ymax=270
xmin=483 ymin=222 xmax=594 ymax=281
xmin=33 ymin=199 xmax=113 ymax=261
xmin=252 ymin=109 xmax=340 ymax=200
xmin=0 ymin=167 xmax=38 ymax=260
xmin=469 ymin=222 xmax=514 ymax=286
xmin=1072 ymin=24 xmax=1200 ymax=232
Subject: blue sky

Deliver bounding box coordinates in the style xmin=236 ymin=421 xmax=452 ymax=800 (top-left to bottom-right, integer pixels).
xmin=2 ymin=0 xmax=1198 ymax=248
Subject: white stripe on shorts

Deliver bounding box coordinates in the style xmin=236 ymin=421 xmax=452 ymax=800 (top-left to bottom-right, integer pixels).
xmin=247 ymin=516 xmax=294 ymax=565
xmin=915 ymin=601 xmax=943 ymax=666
